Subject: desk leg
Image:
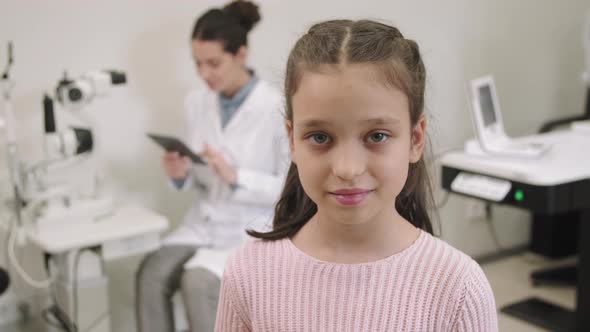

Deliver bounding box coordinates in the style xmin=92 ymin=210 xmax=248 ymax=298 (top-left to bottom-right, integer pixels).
xmin=52 ymin=250 xmax=111 ymax=332
xmin=576 ymin=209 xmax=590 ymax=330
xmin=531 ymin=212 xmax=579 ymax=258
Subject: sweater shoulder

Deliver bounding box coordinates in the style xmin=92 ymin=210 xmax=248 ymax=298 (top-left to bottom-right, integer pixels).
xmin=224 ymin=238 xmax=288 ymax=277
xmin=418 ymin=232 xmax=478 ymax=275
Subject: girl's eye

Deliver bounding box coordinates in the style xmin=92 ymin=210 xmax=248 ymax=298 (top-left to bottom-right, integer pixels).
xmin=309 ymin=133 xmax=331 ymax=145
xmin=368 ymin=132 xmax=390 ymax=143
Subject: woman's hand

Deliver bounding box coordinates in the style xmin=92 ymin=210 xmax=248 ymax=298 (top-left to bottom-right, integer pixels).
xmin=201 ymin=144 xmax=237 ymax=185
xmin=162 ymin=152 xmax=190 ymax=179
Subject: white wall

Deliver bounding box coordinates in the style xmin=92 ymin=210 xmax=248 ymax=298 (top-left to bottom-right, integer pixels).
xmin=0 ymin=0 xmax=588 ymax=304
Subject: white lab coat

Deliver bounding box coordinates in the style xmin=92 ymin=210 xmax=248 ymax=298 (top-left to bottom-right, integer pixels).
xmin=162 ymin=80 xmax=289 ymax=249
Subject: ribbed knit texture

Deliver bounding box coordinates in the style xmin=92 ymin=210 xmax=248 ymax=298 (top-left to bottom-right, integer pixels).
xmin=215 ymin=230 xmax=498 ymax=332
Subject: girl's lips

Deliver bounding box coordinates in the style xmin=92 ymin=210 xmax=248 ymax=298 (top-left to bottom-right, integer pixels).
xmin=330 ymin=189 xmax=373 ymax=206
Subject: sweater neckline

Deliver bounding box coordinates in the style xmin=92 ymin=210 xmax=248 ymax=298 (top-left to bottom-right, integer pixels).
xmin=284 ymin=229 xmax=426 ymax=267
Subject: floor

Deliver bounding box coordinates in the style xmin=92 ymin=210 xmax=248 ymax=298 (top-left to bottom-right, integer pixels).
xmin=1 ymin=252 xmax=577 ymax=332
xmin=483 ymin=253 xmax=576 ymax=332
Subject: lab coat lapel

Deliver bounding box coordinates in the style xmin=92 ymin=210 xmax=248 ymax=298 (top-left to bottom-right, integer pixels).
xmin=204 ymin=92 xmax=223 ymax=145
xmin=221 ymin=82 xmax=260 ymax=139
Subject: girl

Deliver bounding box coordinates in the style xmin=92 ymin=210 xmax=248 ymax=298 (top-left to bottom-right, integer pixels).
xmin=215 ymin=20 xmax=498 ymax=331
xmin=136 ymin=1 xmax=287 ymax=331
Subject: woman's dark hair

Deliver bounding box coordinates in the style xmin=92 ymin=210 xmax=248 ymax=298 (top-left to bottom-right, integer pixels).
xmin=248 ymin=20 xmax=435 ymax=240
xmin=191 ymin=0 xmax=261 ymax=54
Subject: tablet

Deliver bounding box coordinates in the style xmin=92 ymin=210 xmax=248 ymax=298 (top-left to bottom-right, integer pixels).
xmin=147 ymin=133 xmax=206 ymax=165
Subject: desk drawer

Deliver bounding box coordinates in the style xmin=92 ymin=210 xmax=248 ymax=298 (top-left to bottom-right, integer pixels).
xmin=441 ymin=166 xmax=588 ymax=214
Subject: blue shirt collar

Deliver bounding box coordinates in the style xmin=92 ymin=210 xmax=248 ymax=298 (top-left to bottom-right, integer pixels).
xmin=219 ymin=73 xmax=259 ymax=110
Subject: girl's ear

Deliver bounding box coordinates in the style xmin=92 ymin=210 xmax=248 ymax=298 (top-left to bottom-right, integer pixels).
xmin=285 ymin=120 xmax=296 ymax=165
xmin=409 ymin=115 xmax=426 ymax=163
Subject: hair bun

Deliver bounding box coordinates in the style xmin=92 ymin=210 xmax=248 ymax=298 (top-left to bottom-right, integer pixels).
xmin=223 ymin=0 xmax=261 ymax=32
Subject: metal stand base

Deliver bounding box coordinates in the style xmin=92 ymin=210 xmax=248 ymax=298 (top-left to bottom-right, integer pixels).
xmin=532 ymin=265 xmax=577 ymax=287
xmin=501 ymin=297 xmax=575 ymax=332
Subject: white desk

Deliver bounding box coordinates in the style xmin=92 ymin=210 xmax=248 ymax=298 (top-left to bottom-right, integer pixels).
xmin=27 ymin=204 xmax=168 ymax=254
xmin=440 ymin=129 xmax=590 ymax=331
xmin=26 ymin=204 xmax=169 ymax=332
xmin=441 ymin=130 xmax=590 ymax=186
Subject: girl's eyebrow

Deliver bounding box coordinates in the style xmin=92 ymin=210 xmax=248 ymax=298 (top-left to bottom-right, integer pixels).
xmin=296 ymin=117 xmax=400 ymax=128
xmin=296 ymin=119 xmax=330 ymax=128
xmin=362 ymin=117 xmax=401 ymax=126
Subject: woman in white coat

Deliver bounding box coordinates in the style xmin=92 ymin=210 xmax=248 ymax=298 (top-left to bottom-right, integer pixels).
xmin=135 ymin=2 xmax=286 ymax=331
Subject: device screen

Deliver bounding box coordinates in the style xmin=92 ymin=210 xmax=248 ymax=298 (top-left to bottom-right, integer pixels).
xmin=478 ymin=85 xmax=497 ymax=127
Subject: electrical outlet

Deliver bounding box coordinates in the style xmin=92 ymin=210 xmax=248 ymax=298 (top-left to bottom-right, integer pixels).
xmin=465 ymin=198 xmax=488 ymax=221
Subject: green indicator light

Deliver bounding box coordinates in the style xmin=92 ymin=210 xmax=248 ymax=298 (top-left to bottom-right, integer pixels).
xmin=514 ymin=190 xmax=524 ymax=202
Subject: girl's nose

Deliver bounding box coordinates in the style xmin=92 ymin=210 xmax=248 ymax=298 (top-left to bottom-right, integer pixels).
xmin=331 ymin=143 xmax=366 ymax=181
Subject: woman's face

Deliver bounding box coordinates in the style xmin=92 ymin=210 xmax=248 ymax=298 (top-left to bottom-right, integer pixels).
xmin=286 ymin=64 xmax=426 ymax=226
xmin=191 ymin=39 xmax=247 ymax=93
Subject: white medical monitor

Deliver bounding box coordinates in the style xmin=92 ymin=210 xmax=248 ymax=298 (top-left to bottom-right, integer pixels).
xmin=468 ymin=75 xmax=508 ymax=145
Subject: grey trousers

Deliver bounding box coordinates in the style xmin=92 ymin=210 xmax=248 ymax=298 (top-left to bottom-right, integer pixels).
xmin=135 ymin=245 xmax=221 ymax=332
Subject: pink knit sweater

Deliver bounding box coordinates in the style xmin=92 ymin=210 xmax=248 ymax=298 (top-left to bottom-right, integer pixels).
xmin=215 ymin=230 xmax=498 ymax=331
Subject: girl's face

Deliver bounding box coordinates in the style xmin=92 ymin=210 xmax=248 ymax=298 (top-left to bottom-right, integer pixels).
xmin=287 ymin=64 xmax=426 ymax=226
xmin=191 ymin=39 xmax=247 ymax=93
